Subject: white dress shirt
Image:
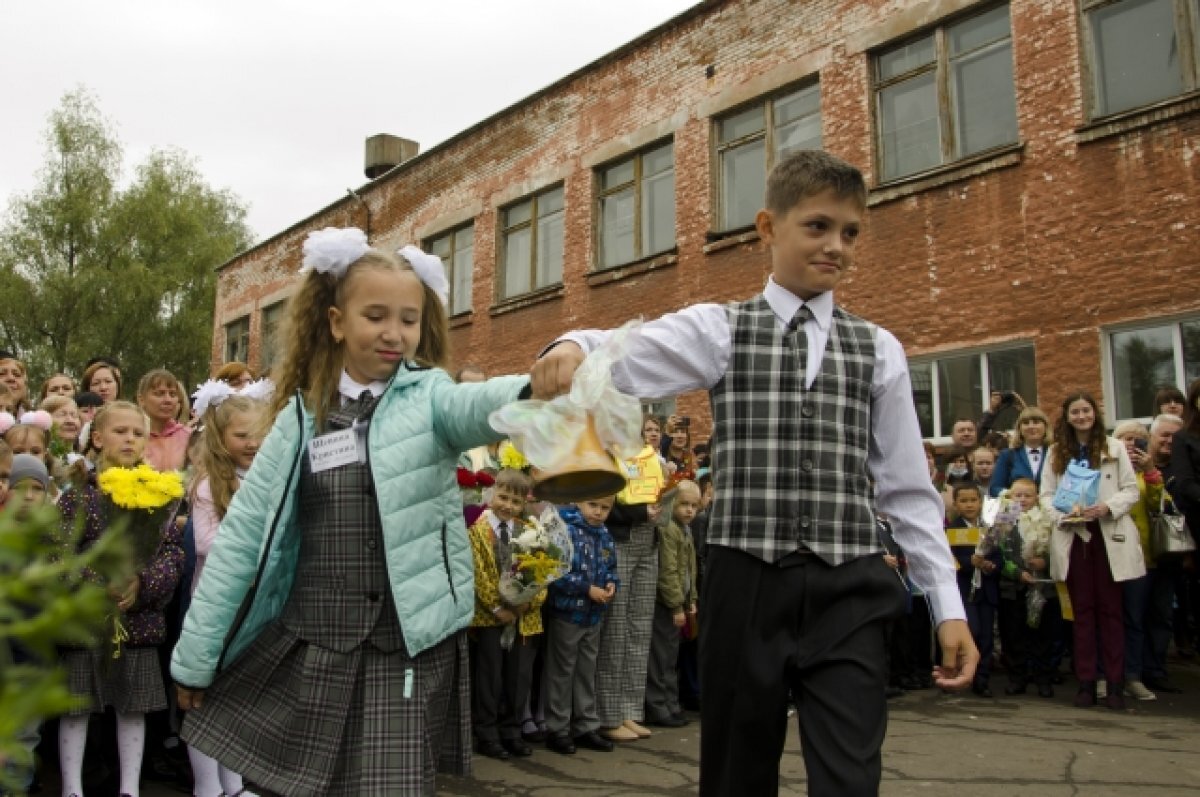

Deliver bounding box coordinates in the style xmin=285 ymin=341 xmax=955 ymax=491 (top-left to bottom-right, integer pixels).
xmin=560 ymin=277 xmax=964 ymax=625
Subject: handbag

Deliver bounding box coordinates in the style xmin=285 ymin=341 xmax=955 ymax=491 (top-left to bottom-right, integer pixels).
xmin=1052 ymin=459 xmax=1100 ymax=515
xmin=1151 ymin=492 xmax=1196 ymax=558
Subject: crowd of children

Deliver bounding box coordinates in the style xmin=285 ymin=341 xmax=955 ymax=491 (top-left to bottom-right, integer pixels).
xmin=4 ymin=148 xmax=1199 ymax=797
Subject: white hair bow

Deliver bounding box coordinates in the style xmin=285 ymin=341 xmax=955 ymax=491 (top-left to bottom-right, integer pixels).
xmin=192 ymin=377 xmax=275 ymax=417
xmin=301 ymin=227 xmax=370 ymax=279
xmin=398 ymin=245 xmax=449 ymax=306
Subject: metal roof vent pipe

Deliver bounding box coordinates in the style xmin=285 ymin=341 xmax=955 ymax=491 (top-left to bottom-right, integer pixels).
xmin=364 ymin=134 xmax=419 ymax=180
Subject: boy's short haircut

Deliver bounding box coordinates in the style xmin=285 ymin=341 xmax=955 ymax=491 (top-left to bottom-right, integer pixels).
xmin=674 ymin=479 xmax=701 ymax=500
xmin=983 ymin=431 xmax=1010 ymax=450
xmin=765 ymin=150 xmax=868 ymax=215
xmin=74 ymin=391 xmax=104 ymax=409
xmin=952 ymin=482 xmax=982 ymax=501
xmin=1010 ymin=477 xmax=1038 ymax=493
xmin=493 ymin=468 xmax=533 ymax=497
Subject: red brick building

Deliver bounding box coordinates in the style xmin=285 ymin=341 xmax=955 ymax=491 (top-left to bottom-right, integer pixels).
xmin=213 ymin=0 xmax=1200 ymax=442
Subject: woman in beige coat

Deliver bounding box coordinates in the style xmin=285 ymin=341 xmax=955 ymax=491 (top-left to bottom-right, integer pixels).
xmin=1040 ymin=392 xmax=1144 ymax=710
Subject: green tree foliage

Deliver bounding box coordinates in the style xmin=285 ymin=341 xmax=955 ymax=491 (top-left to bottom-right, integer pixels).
xmin=0 ymin=504 xmax=132 ymax=789
xmin=0 ymin=88 xmax=254 ymax=391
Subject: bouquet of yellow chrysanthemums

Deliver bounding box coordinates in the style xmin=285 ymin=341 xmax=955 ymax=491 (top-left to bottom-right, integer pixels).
xmin=95 ymin=464 xmax=184 ymax=658
xmin=496 ymin=506 xmax=573 ymax=649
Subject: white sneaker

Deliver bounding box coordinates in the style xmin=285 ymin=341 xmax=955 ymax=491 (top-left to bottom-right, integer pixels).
xmin=1125 ymin=680 xmax=1157 ymax=701
xmin=1096 ymin=679 xmax=1107 ymax=699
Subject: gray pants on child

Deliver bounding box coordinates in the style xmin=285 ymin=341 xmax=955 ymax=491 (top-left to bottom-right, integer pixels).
xmin=645 ymin=602 xmax=684 ymax=721
xmin=543 ymin=617 xmax=603 ymax=737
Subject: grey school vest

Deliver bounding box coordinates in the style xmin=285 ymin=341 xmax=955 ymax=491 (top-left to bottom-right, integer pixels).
xmin=278 ymin=394 xmax=405 ymax=653
xmin=707 ymin=294 xmax=882 ymax=566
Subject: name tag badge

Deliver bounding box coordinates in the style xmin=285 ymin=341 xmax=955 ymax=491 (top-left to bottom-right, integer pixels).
xmin=308 ymin=428 xmax=360 ymax=473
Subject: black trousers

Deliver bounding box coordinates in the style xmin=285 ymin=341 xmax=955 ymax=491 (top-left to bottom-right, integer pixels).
xmin=471 ymin=626 xmax=535 ymax=743
xmin=698 ymin=547 xmax=907 ymax=797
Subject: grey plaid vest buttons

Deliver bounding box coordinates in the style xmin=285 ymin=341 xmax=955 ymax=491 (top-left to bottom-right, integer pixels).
xmin=708 ymin=295 xmax=882 ymax=566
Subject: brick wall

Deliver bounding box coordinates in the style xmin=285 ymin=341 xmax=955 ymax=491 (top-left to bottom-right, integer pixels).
xmin=213 ymin=0 xmax=1200 ymax=438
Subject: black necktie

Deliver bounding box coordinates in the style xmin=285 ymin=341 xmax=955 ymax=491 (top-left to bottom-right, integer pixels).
xmin=498 ymin=521 xmax=510 ymax=545
xmin=786 ymin=304 xmax=814 ymax=382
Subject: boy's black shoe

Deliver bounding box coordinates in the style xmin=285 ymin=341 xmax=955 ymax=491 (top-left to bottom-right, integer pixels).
xmin=1037 ymin=683 xmax=1055 ymax=698
xmin=1075 ymin=681 xmax=1096 ymax=708
xmin=475 ymin=739 xmax=510 ymax=760
xmin=646 ymin=714 xmax=688 ymax=728
xmin=670 ymin=712 xmax=692 ymax=725
xmin=502 ymin=738 xmax=532 ymax=757
xmin=574 ymin=731 xmax=615 ymax=752
xmin=971 ymin=682 xmax=993 ymax=698
xmin=522 ymin=726 xmax=547 ymax=743
xmin=546 ymin=732 xmax=576 ymax=755
xmin=1144 ymin=676 xmax=1183 ymax=694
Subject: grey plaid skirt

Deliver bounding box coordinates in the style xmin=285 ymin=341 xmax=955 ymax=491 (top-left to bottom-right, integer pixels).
xmin=63 ymin=647 xmax=168 ymax=716
xmin=181 ymin=620 xmax=472 ymax=797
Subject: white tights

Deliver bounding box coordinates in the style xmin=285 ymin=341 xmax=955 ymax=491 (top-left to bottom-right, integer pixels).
xmin=187 ymin=745 xmax=246 ymax=797
xmin=58 ymin=711 xmax=145 ymax=797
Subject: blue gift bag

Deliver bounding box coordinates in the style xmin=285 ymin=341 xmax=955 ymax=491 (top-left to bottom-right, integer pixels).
xmin=1052 ymin=459 xmax=1100 ymax=514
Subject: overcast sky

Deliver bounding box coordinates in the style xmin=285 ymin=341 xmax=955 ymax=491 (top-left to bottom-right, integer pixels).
xmin=0 ymin=0 xmax=696 ymax=243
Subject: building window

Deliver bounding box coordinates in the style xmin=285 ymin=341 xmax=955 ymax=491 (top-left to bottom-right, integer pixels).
xmin=1082 ymin=0 xmax=1200 ymax=118
xmin=499 ymin=186 xmax=564 ymax=300
xmin=1107 ymin=317 xmax=1200 ymax=419
xmin=875 ymin=3 xmax=1018 ymax=182
xmin=224 ymin=316 xmax=250 ymax=366
xmin=715 ymin=81 xmax=822 ymax=231
xmin=597 ymin=141 xmax=676 ymax=269
xmin=260 ymin=301 xmax=287 ymax=372
xmin=426 ymin=224 xmax=475 ymax=316
xmin=909 ymin=344 xmax=1037 ymax=439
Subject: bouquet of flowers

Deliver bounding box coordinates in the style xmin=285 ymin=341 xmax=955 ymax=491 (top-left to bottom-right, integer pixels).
xmin=496 ymin=506 xmax=573 ymax=649
xmin=1018 ymin=503 xmax=1055 ymax=628
xmin=95 ymin=464 xmax=184 ymax=658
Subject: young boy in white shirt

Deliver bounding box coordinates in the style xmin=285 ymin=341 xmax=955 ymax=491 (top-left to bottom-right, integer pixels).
xmin=532 ymin=150 xmax=977 ymax=797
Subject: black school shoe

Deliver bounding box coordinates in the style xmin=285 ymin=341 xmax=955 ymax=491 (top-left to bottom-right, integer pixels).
xmin=502 ymin=737 xmax=533 ymax=757
xmin=546 ymin=732 xmax=576 ymax=755
xmin=645 ymin=714 xmax=688 ymax=728
xmin=475 ymin=739 xmax=511 ymax=760
xmin=574 ymin=731 xmax=615 ymax=752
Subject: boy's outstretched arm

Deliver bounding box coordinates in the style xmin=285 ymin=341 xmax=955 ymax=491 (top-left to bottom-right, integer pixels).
xmin=530 ymin=305 xmax=730 ymax=400
xmin=531 ymin=341 xmax=586 ymax=400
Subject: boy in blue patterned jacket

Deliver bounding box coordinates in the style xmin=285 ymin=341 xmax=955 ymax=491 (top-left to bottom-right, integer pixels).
xmin=542 ymin=495 xmax=620 ymax=755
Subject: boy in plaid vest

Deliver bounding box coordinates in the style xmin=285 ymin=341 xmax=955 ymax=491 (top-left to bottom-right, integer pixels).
xmin=531 ymin=150 xmax=977 ymax=797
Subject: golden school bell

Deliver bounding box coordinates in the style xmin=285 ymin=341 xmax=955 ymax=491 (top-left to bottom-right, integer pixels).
xmin=531 ymin=415 xmax=627 ymax=503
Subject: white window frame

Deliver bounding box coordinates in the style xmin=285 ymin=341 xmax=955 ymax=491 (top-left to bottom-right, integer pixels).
xmin=1102 ymin=313 xmax=1200 ymax=424
xmin=909 ymin=342 xmax=1038 ymax=444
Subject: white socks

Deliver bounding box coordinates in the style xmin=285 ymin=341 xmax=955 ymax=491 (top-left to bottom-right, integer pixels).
xmin=187 ymin=745 xmax=246 ymax=797
xmin=58 ymin=714 xmax=89 ymax=797
xmin=115 ymin=711 xmax=145 ymax=797
xmin=59 ymin=712 xmax=145 ymax=797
